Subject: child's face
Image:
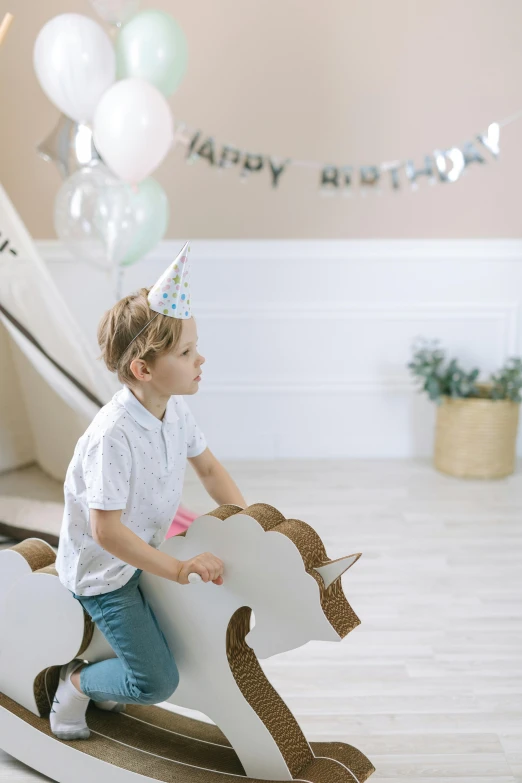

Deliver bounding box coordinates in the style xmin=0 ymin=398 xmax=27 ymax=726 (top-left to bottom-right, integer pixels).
xmin=131 ymin=317 xmax=205 ymax=396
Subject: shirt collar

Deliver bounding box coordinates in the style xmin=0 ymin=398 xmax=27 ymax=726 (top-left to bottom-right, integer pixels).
xmin=117 ymin=385 xmax=179 ymax=430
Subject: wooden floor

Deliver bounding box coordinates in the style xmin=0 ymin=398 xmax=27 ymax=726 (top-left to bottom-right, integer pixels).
xmin=1 ymin=458 xmax=521 ymax=782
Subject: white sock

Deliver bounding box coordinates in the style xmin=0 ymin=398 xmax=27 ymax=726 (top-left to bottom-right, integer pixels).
xmin=50 ymin=662 xmax=91 ymax=740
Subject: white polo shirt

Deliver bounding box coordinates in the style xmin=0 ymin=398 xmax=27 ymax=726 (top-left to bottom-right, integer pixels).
xmin=55 ymin=384 xmax=208 ymax=596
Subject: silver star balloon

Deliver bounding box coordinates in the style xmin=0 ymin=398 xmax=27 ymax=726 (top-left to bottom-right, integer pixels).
xmin=36 ymin=113 xmax=103 ymax=180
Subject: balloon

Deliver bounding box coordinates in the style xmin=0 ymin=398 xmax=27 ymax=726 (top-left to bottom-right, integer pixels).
xmin=33 ymin=14 xmax=115 ymax=123
xmin=116 ymin=10 xmax=188 ymax=96
xmin=121 ymin=177 xmax=169 ymax=267
xmin=93 ymin=78 xmax=174 ymax=183
xmin=54 ymin=165 xmax=168 ymax=269
xmin=89 ymin=0 xmax=140 ymax=26
xmin=37 ymin=113 xmax=102 ymax=179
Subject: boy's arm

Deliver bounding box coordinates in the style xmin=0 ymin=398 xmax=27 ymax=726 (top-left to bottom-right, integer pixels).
xmin=188 ymin=448 xmax=247 ymax=508
xmin=91 ymin=509 xmax=182 ymax=581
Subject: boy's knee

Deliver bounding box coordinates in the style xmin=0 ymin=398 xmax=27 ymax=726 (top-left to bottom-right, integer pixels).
xmin=132 ymin=659 xmax=179 ymax=704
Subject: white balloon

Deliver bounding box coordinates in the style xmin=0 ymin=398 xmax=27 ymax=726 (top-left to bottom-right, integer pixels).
xmin=93 ymin=78 xmax=174 ymax=183
xmin=34 ymin=14 xmax=115 ymax=123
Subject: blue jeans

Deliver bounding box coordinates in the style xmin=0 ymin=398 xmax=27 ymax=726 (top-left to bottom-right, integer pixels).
xmin=72 ymin=568 xmax=179 ymax=704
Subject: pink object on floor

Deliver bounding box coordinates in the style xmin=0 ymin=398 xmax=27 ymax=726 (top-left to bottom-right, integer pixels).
xmin=166 ymin=505 xmax=199 ymax=538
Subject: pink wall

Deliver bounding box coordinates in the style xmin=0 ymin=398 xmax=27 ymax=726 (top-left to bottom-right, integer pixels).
xmin=1 ymin=0 xmax=521 ymax=238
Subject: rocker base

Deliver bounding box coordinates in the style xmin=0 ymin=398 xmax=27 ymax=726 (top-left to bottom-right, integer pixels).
xmin=0 ymin=691 xmax=375 ymax=783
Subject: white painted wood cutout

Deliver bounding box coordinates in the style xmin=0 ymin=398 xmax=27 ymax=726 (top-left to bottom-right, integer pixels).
xmin=0 ymin=506 xmax=369 ymax=783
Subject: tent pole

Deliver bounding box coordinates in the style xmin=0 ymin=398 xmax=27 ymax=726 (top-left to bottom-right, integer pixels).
xmin=0 ymin=13 xmax=13 ymax=47
xmin=0 ymin=299 xmax=104 ymax=408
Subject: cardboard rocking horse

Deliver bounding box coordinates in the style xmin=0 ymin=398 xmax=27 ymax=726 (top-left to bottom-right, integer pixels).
xmin=0 ymin=501 xmax=376 ymax=783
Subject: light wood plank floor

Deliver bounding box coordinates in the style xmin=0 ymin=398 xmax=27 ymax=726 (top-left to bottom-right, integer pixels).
xmin=1 ymin=458 xmax=521 ymax=782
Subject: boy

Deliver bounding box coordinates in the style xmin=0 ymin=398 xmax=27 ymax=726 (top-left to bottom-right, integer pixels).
xmin=52 ymin=242 xmax=246 ymax=740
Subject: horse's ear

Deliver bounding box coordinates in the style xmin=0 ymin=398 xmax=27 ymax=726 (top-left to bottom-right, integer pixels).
xmin=312 ymin=553 xmax=361 ymax=589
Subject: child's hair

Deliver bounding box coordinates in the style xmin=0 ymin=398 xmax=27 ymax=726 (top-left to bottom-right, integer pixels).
xmin=97 ymin=287 xmax=183 ymax=386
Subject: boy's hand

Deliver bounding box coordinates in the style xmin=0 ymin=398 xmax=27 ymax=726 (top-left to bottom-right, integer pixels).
xmin=176 ymin=552 xmax=224 ymax=586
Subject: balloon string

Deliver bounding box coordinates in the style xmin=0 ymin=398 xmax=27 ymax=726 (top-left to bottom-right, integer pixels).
xmin=498 ymin=108 xmax=522 ymax=128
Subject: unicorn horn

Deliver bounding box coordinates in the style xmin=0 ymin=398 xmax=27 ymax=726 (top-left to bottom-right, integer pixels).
xmin=312 ymin=553 xmax=361 ymax=589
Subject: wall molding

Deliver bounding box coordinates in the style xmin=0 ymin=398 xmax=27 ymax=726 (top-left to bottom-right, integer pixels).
xmin=175 ymin=302 xmax=519 ymax=393
xmin=37 ymin=238 xmax=522 ymax=458
xmin=38 ymin=238 xmax=522 ymax=263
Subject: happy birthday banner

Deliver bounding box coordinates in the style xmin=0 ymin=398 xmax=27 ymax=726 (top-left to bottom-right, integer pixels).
xmin=173 ymin=109 xmax=522 ymax=195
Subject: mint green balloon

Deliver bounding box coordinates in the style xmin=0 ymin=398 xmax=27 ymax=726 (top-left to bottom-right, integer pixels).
xmin=121 ymin=177 xmax=169 ymax=267
xmin=116 ymin=9 xmax=188 ymax=97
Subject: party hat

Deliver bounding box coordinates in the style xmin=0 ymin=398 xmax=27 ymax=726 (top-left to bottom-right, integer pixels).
xmin=148 ymin=240 xmax=192 ymax=319
xmin=123 ymin=241 xmax=193 ymax=352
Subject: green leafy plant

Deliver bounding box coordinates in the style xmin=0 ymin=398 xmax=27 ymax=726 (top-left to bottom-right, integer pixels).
xmin=490 ymin=357 xmax=522 ymax=401
xmin=407 ymin=337 xmax=522 ymax=405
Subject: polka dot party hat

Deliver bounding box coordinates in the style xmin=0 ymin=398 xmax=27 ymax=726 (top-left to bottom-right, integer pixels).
xmin=123 ymin=241 xmax=193 ymax=352
xmin=148 ymin=240 xmax=192 ymax=319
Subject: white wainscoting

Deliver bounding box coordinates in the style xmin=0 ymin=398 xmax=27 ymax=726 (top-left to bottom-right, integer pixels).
xmin=39 ymin=240 xmax=522 ymax=460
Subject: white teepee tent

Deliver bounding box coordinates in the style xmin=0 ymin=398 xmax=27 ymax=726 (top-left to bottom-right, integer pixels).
xmin=0 ymin=182 xmax=119 ymax=480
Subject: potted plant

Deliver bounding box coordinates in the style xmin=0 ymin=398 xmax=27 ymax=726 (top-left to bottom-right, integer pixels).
xmin=407 ymin=338 xmax=522 ymax=479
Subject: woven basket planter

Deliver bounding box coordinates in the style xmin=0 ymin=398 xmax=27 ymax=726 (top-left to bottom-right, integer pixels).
xmin=434 ymin=384 xmax=520 ymax=479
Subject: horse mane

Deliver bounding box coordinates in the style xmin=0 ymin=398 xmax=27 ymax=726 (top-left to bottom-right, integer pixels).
xmin=183 ymin=502 xmax=361 ymax=639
